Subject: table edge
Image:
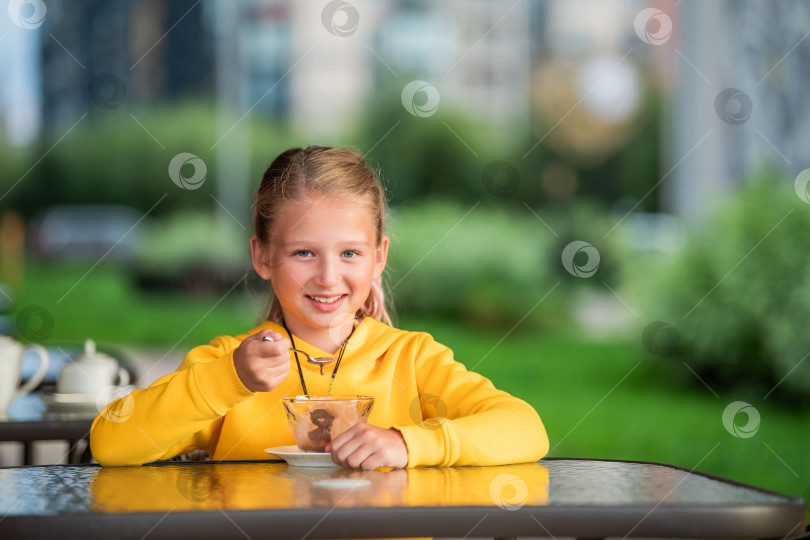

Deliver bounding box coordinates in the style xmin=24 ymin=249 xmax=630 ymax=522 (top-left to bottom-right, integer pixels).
xmin=1 ymin=503 xmax=806 ymax=539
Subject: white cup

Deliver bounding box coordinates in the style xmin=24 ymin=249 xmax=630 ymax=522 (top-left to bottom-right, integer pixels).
xmin=57 ymin=339 xmax=129 ymax=396
xmin=0 ymin=336 xmax=50 ymax=413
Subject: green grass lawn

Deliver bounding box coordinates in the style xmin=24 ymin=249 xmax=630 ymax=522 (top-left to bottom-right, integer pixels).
xmin=409 ymin=315 xmax=809 ymax=513
xmin=9 ymin=262 xmax=809 ymax=513
xmin=11 ymin=262 xmax=257 ymax=347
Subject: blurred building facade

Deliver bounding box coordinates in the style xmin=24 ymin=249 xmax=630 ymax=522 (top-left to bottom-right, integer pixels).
xmin=667 ymin=0 xmax=810 ymax=219
xmin=36 ymin=0 xmax=212 ymax=132
xmin=18 ymin=0 xmax=539 ymax=143
xmin=282 ymin=0 xmax=537 ymax=145
xmin=4 ymin=0 xmax=808 ymax=219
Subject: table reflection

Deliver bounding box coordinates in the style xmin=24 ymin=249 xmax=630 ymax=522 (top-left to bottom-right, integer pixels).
xmin=89 ymin=462 xmax=550 ymax=512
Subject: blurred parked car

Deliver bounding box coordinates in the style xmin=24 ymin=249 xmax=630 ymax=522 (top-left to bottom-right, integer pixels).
xmin=29 ymin=205 xmax=144 ymax=262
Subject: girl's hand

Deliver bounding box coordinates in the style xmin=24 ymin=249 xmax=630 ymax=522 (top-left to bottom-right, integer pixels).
xmin=326 ymin=424 xmax=408 ymax=470
xmin=233 ymin=330 xmax=292 ymax=392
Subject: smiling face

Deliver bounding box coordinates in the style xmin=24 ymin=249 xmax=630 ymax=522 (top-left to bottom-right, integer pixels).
xmin=251 ymin=192 xmax=388 ymax=352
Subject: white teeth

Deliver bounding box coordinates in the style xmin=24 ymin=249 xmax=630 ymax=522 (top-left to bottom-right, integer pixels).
xmin=310 ymin=295 xmax=342 ymax=303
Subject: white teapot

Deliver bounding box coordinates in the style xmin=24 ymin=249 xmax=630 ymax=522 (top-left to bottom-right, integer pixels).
xmin=57 ymin=339 xmax=129 ymax=396
xmin=0 ymin=336 xmax=50 ymax=413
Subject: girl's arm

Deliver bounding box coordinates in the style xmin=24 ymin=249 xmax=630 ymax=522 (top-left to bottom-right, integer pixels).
xmin=90 ymin=337 xmax=255 ymax=466
xmin=396 ymin=334 xmax=549 ymax=467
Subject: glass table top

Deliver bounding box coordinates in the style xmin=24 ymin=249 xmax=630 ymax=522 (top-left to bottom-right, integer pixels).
xmin=0 ymin=459 xmax=798 ymax=516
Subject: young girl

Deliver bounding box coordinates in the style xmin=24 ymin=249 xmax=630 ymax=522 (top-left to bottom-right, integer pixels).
xmin=90 ymin=146 xmax=549 ymax=468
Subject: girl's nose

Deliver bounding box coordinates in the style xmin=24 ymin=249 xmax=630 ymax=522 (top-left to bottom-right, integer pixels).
xmin=315 ymin=259 xmax=339 ymax=287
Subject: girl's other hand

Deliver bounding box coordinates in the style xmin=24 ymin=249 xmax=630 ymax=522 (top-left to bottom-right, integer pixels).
xmin=326 ymin=424 xmax=408 ymax=470
xmin=233 ymin=330 xmax=292 ymax=392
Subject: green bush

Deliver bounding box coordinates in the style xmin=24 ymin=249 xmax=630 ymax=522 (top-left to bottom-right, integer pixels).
xmin=621 ymin=172 xmax=810 ymax=403
xmin=135 ymin=210 xmax=249 ymax=271
xmin=5 ymin=102 xmax=295 ymax=220
xmin=386 ymin=199 xmax=569 ymax=329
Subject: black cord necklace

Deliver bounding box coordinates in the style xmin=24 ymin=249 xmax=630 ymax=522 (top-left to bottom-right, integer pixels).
xmin=282 ymin=321 xmax=352 ymax=396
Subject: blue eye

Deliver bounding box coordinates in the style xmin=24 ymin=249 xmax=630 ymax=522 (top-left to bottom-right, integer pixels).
xmin=293 ymin=250 xmax=312 ymax=258
xmin=342 ymin=250 xmax=359 ymax=259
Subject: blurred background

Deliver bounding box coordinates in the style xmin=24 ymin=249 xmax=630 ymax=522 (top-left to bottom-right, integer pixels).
xmin=1 ymin=0 xmax=809 ymax=506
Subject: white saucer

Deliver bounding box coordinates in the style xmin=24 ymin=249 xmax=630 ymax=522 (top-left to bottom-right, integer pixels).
xmin=42 ymin=393 xmax=100 ymax=411
xmin=265 ymin=446 xmax=338 ymax=467
xmin=50 ymin=392 xmax=99 ymax=404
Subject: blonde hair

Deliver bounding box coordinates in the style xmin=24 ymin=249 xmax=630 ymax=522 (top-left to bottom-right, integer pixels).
xmin=253 ymin=146 xmax=392 ymax=325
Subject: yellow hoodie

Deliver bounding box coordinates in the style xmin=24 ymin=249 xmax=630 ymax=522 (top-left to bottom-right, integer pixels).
xmin=90 ymin=317 xmax=549 ymax=467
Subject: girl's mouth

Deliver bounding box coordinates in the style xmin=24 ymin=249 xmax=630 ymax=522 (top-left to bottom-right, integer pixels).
xmin=306 ymin=294 xmax=346 ymax=312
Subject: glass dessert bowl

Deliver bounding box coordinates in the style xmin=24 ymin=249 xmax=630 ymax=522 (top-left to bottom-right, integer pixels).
xmin=282 ymin=395 xmax=374 ymax=452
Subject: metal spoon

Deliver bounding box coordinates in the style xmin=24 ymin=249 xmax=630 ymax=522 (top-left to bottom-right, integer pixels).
xmin=262 ymin=336 xmax=336 ymax=375
xmin=289 ymin=348 xmax=336 ymax=375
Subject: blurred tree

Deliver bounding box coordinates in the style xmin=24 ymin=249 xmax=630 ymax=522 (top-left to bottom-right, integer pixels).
xmin=622 ymin=170 xmax=810 ymax=406
xmin=4 ymin=103 xmax=292 ymax=221
xmin=351 ymin=80 xmax=493 ymax=208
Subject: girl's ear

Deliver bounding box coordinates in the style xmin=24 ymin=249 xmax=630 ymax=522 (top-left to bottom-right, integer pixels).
xmin=250 ymin=235 xmax=272 ymax=280
xmin=372 ymin=234 xmax=390 ymax=281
